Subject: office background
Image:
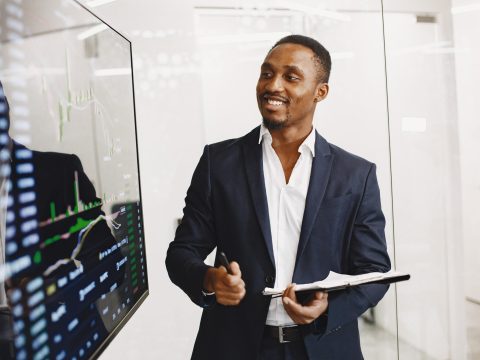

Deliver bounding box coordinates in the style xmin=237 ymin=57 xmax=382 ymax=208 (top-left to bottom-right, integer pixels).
xmin=1 ymin=0 xmax=479 ymax=359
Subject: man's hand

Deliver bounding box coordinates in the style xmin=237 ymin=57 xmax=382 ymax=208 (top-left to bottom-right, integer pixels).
xmin=203 ymin=262 xmax=246 ymax=306
xmin=282 ymin=284 xmax=328 ymax=325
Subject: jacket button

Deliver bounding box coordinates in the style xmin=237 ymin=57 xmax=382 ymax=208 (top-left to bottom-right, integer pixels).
xmin=265 ymin=275 xmax=275 ymax=286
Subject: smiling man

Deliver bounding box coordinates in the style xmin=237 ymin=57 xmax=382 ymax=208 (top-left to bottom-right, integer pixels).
xmin=166 ymin=35 xmax=391 ymax=360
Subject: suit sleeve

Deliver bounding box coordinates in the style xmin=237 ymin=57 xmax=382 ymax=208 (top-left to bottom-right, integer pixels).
xmin=165 ymin=146 xmax=217 ymax=307
xmin=313 ymin=163 xmax=391 ymax=335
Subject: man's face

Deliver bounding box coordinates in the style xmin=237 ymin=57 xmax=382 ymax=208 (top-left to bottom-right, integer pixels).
xmin=256 ymin=43 xmax=328 ymax=130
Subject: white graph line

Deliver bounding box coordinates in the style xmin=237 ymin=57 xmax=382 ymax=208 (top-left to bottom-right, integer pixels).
xmin=43 ymin=212 xmax=120 ymax=277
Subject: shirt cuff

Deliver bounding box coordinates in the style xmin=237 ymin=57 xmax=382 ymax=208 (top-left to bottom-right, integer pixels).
xmin=201 ymin=289 xmax=215 ymax=297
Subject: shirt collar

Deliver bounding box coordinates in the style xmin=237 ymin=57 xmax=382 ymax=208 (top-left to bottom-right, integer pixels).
xmin=258 ymin=123 xmax=271 ymax=144
xmin=258 ymin=124 xmax=316 ymax=157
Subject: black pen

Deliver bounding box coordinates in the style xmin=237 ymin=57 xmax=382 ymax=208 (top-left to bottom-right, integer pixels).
xmin=219 ymin=251 xmax=233 ymax=275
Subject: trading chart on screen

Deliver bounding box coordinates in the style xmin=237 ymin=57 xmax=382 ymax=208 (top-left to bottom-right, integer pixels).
xmin=0 ymin=1 xmax=148 ymax=359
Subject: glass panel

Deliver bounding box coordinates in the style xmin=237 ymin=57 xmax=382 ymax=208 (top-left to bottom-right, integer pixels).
xmin=306 ymin=5 xmax=399 ymax=359
xmin=453 ymin=2 xmax=480 ymax=358
xmin=0 ymin=1 xmax=147 ymax=359
xmin=195 ymin=1 xmax=398 ymax=358
xmin=383 ymin=0 xmax=480 ymax=358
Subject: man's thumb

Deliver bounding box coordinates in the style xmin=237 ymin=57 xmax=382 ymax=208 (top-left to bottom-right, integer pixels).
xmin=230 ymin=261 xmax=241 ymax=276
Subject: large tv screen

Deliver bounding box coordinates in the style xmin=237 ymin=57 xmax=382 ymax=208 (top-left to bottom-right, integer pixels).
xmin=0 ymin=1 xmax=148 ymax=359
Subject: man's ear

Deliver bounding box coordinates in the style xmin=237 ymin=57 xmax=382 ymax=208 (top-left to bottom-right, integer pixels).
xmin=314 ymin=83 xmax=329 ymax=103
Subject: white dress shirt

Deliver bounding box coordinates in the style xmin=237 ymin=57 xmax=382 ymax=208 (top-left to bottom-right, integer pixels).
xmin=259 ymin=124 xmax=315 ymax=326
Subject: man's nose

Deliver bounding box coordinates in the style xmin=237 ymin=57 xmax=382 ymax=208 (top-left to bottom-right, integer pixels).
xmin=264 ymin=75 xmax=284 ymax=93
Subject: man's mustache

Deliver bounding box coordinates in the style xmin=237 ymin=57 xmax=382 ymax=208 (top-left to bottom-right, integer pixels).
xmin=260 ymin=92 xmax=290 ymax=103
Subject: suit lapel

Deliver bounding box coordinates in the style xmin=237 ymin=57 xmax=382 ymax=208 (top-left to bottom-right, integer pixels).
xmin=242 ymin=127 xmax=275 ymax=268
xmin=294 ymin=131 xmax=333 ymax=269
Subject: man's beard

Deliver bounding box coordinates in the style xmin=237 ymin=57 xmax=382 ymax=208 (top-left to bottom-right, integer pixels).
xmin=262 ymin=110 xmax=290 ymax=130
xmin=262 ymin=117 xmax=285 ymax=130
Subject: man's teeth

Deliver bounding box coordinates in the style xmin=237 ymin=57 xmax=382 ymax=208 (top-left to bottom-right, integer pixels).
xmin=267 ymin=99 xmax=284 ymax=106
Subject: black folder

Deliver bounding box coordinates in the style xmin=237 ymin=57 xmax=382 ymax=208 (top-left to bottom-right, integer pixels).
xmin=263 ymin=271 xmax=410 ymax=298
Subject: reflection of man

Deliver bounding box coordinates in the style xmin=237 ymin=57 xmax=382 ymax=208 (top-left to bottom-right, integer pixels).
xmin=0 ymin=80 xmax=123 ymax=359
xmin=166 ymin=35 xmax=391 ymax=359
xmin=0 ymin=80 xmax=112 ymax=275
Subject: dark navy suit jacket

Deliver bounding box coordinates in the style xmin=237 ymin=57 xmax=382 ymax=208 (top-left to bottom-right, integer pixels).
xmin=166 ymin=126 xmax=391 ymax=360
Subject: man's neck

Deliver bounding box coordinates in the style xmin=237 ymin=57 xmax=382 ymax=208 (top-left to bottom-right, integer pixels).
xmin=267 ymin=124 xmax=314 ymax=184
xmin=269 ymin=124 xmax=313 ymax=149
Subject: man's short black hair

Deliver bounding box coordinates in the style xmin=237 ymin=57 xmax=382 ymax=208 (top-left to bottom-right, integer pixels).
xmin=272 ymin=34 xmax=331 ymax=83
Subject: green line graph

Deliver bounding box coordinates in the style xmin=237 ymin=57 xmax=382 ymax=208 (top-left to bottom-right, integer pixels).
xmin=45 ymin=171 xmax=111 ymax=227
xmin=43 ymin=217 xmax=92 ymax=248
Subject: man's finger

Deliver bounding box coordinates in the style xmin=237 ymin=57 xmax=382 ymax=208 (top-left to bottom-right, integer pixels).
xmin=283 ymin=284 xmax=298 ymax=302
xmin=229 ymin=275 xmax=243 ymax=286
xmin=217 ymin=288 xmax=246 ymax=304
xmin=223 ymin=274 xmax=243 ymax=287
xmin=314 ymin=291 xmax=327 ymax=300
xmin=229 ymin=261 xmax=241 ymax=276
xmin=283 ymin=296 xmax=302 ymax=312
xmin=283 ymin=296 xmax=308 ymax=322
xmin=284 ymin=298 xmax=323 ymax=324
xmin=219 ymin=281 xmax=245 ymax=294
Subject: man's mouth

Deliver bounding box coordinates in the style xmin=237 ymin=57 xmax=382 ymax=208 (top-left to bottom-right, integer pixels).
xmin=262 ymin=94 xmax=288 ymax=107
xmin=267 ymin=99 xmax=285 ymax=106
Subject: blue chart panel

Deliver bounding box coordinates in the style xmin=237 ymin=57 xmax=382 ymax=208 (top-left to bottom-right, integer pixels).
xmin=0 ymin=1 xmax=148 ymax=359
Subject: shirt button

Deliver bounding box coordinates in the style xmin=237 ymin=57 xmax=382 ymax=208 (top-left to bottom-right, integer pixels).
xmin=265 ymin=275 xmax=275 ymax=286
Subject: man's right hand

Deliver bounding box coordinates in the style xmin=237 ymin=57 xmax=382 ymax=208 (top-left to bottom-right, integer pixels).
xmin=203 ymin=262 xmax=246 ymax=306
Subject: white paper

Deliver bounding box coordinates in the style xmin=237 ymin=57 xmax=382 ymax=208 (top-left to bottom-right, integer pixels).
xmin=262 ymin=270 xmax=408 ymax=296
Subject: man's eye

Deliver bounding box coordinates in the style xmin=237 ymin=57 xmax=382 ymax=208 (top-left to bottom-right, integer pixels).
xmin=286 ymin=75 xmax=300 ymax=81
xmin=260 ymin=72 xmax=272 ymax=78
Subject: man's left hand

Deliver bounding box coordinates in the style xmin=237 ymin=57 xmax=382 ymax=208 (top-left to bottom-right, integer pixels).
xmin=282 ymin=284 xmax=328 ymax=325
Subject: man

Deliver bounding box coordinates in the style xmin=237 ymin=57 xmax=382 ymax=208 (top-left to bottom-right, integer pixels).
xmin=166 ymin=35 xmax=391 ymax=359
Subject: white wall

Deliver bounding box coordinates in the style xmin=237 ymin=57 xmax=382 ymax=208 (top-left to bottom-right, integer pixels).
xmin=451 ymin=0 xmax=480 ymax=304
xmin=383 ymin=0 xmax=467 ymax=358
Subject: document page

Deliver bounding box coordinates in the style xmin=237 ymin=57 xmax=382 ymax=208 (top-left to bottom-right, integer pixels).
xmin=262 ymin=270 xmax=409 ymax=296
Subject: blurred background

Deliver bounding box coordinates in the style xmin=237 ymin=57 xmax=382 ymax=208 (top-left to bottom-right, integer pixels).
xmin=1 ymin=0 xmax=479 ymax=359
